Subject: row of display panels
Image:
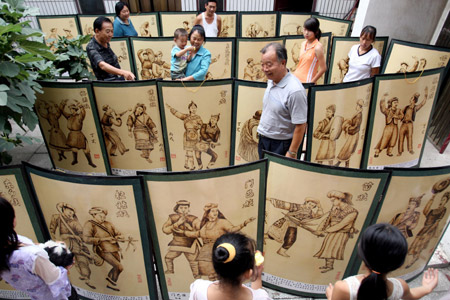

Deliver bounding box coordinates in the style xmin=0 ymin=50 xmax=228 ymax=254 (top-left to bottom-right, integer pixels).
xmin=34 ymin=67 xmax=444 ymax=176
xmin=1 ymin=156 xmax=450 ymax=299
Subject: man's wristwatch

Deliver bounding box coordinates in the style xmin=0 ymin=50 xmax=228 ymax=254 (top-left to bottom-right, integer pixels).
xmin=287 ymin=150 xmax=297 ymax=156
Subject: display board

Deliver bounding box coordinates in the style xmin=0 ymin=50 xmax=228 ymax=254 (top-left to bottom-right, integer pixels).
xmin=35 ymin=81 xmax=110 ymax=175
xmin=78 ymin=14 xmax=115 ymax=36
xmin=130 ymin=37 xmax=174 ymax=80
xmin=37 ymin=15 xmax=80 ymax=51
xmin=203 ymin=38 xmax=235 ymax=80
xmin=235 ymin=37 xmax=284 ymax=81
xmin=216 ymin=11 xmax=238 ymax=37
xmin=239 ymin=12 xmax=278 ymax=38
xmin=24 ymin=163 xmax=158 ymax=300
xmin=362 ymin=68 xmax=444 ymax=169
xmin=327 ymin=36 xmax=389 ymax=84
xmin=277 ymin=12 xmax=314 ymax=36
xmin=262 ymin=153 xmax=390 ymax=297
xmin=159 ymin=12 xmax=197 ymax=37
xmin=157 ymin=80 xmax=233 ymax=171
xmin=315 ymin=15 xmax=352 ymax=37
xmin=368 ymin=166 xmax=450 ymax=281
xmin=92 ymin=80 xmax=167 ymax=175
xmin=129 ymin=13 xmax=160 ymax=37
xmin=382 ymin=39 xmax=450 ymax=77
xmin=306 ymin=79 xmax=374 ymax=168
xmin=140 ymin=160 xmax=267 ymax=300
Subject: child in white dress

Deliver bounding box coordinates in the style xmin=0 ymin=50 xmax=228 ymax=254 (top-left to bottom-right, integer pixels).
xmin=189 ymin=232 xmax=270 ymax=300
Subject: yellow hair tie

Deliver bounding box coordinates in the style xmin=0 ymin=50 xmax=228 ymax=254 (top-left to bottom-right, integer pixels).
xmin=372 ymin=270 xmax=381 ymax=275
xmin=217 ymin=243 xmax=236 ymax=263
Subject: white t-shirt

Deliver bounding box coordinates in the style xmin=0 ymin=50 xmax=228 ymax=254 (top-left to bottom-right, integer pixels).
xmin=343 ymin=45 xmax=381 ymax=82
xmin=344 ymin=275 xmax=404 ymax=300
xmin=188 ymin=279 xmax=271 ymax=300
xmin=202 ymin=12 xmax=218 ymax=37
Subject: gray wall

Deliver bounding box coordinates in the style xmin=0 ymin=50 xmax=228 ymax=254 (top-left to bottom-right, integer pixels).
xmin=353 ymin=0 xmax=448 ymax=44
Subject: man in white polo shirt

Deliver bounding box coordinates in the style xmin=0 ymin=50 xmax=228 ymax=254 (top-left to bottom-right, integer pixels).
xmin=257 ymin=42 xmax=308 ymax=159
xmin=194 ymin=0 xmax=222 ymax=37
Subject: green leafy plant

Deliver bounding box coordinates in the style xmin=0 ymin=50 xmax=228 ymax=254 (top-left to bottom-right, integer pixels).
xmin=52 ymin=34 xmax=95 ymax=81
xmin=0 ymin=0 xmax=56 ymax=165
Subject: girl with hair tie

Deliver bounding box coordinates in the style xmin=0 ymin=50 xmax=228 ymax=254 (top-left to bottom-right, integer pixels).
xmin=189 ymin=232 xmax=269 ymax=300
xmin=326 ymin=223 xmax=438 ymax=300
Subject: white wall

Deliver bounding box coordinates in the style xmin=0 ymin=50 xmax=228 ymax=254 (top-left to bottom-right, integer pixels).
xmin=352 ymin=0 xmax=448 ymax=44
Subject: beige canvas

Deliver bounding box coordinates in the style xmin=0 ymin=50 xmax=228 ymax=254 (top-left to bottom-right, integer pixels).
xmin=217 ymin=13 xmax=237 ymax=37
xmin=263 ymin=161 xmax=382 ymax=293
xmin=130 ymin=15 xmax=159 ymax=37
xmin=285 ymin=35 xmax=330 ymax=85
xmin=329 ymin=40 xmax=386 ymax=84
xmin=317 ymin=18 xmax=350 ymax=37
xmin=30 ymin=173 xmax=150 ymax=298
xmin=237 ymin=39 xmax=284 ymax=81
xmin=131 ymin=39 xmax=173 ymax=80
xmin=369 ymin=174 xmax=450 ymax=279
xmin=146 ymin=169 xmax=261 ymax=296
xmin=367 ymin=73 xmax=440 ymax=168
xmin=240 ymin=14 xmax=277 ymax=38
xmin=39 ymin=17 xmax=80 ymax=50
xmin=35 ymin=87 xmax=108 ymax=174
xmin=233 ymin=85 xmax=265 ymax=164
xmin=161 ymin=83 xmax=232 ymax=171
xmin=160 ymin=14 xmax=197 ymax=37
xmin=93 ymin=85 xmax=166 ymax=174
xmin=384 ymin=44 xmax=450 ymax=74
xmin=203 ymin=40 xmax=233 ymax=80
xmin=278 ymin=14 xmax=312 ymax=36
xmin=79 ymin=16 xmax=115 ymax=36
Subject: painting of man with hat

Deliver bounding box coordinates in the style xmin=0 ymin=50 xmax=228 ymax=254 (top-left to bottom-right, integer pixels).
xmin=237 ymin=110 xmax=262 ymax=162
xmin=50 ymin=202 xmax=95 ymax=289
xmin=313 ymin=190 xmax=358 ymax=273
xmin=162 ymin=200 xmax=201 ymax=278
xmin=266 ymin=197 xmax=324 ymax=257
xmin=374 ymin=95 xmax=403 ymax=157
xmin=389 ymin=194 xmax=423 ymax=238
xmin=313 ymin=104 xmax=338 ymax=165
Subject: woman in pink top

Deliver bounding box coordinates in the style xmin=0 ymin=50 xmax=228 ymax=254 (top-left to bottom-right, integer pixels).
xmin=294 ymin=17 xmax=327 ymax=84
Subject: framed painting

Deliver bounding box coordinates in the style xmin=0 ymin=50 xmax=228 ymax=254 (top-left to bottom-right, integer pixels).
xmin=77 ymin=14 xmax=115 ymax=36
xmin=37 ymin=15 xmax=80 ymax=50
xmin=262 ymin=153 xmax=390 ymax=297
xmin=277 ymin=12 xmax=314 ymax=36
xmin=327 ymin=36 xmax=389 ymax=84
xmin=129 ymin=13 xmax=160 ymax=37
xmin=23 ymin=162 xmax=158 ymax=300
xmin=361 ymin=68 xmax=444 ymax=169
xmin=216 ymin=11 xmax=238 ymax=37
xmin=0 ymin=166 xmax=46 ymax=299
xmin=130 ymin=37 xmax=174 ymax=80
xmin=158 ymin=12 xmax=197 ymax=37
xmin=315 ymin=15 xmax=352 ymax=37
xmin=92 ymin=80 xmax=167 ymax=175
xmin=203 ymin=38 xmax=235 ymax=80
xmin=306 ymin=78 xmax=374 ymax=169
xmin=239 ymin=12 xmax=278 ymax=38
xmin=157 ymin=79 xmax=233 ymax=171
xmin=236 ymin=37 xmax=285 ymax=82
xmin=366 ymin=166 xmax=450 ymax=281
xmin=35 ymin=81 xmax=111 ymax=175
xmin=381 ymin=39 xmax=450 ymax=77
xmin=285 ymin=32 xmax=331 ymax=85
xmin=140 ymin=160 xmax=267 ymax=300
xmin=232 ymin=80 xmax=267 ymax=165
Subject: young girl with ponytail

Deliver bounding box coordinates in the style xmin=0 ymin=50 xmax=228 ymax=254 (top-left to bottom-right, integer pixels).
xmin=326 ymin=223 xmax=438 ymax=300
xmin=188 ymin=232 xmax=269 ymax=300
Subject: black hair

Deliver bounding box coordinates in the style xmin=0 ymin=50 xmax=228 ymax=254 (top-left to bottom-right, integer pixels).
xmin=174 ymin=28 xmax=188 ymax=39
xmin=304 ymin=17 xmax=321 ymax=40
xmin=43 ymin=242 xmax=74 ymax=268
xmin=189 ymin=24 xmax=206 ymax=42
xmin=260 ymin=42 xmax=287 ymax=63
xmin=0 ymin=197 xmax=19 ymax=273
xmin=212 ymin=233 xmax=256 ymax=286
xmin=360 ymin=25 xmax=377 ymax=41
xmin=206 ymin=0 xmax=217 ymax=4
xmin=357 ymin=223 xmax=408 ymax=300
xmin=93 ymin=16 xmax=113 ymax=32
xmin=115 ymin=2 xmax=130 ymax=17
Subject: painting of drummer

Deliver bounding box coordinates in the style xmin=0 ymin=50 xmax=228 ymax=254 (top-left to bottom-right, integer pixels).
xmin=313 ymin=104 xmax=342 ymax=165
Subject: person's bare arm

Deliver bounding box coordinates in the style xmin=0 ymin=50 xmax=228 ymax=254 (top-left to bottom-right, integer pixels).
xmin=193 ymin=14 xmax=202 ymax=26
xmin=286 ymin=123 xmax=306 ymax=158
xmin=401 ymin=269 xmax=438 ymax=300
xmin=326 ymin=280 xmax=350 ymax=300
xmin=310 ymin=43 xmax=327 ymax=84
xmin=98 ymin=61 xmax=135 ymax=80
xmin=370 ymin=67 xmax=380 ymax=77
xmin=175 ymin=46 xmax=195 ymax=58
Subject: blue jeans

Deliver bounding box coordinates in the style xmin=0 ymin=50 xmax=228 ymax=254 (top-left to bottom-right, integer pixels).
xmin=258 ymin=135 xmax=292 ymax=159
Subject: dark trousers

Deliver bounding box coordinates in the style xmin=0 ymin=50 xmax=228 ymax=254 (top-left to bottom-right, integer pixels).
xmin=258 ymin=135 xmax=292 ymax=159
